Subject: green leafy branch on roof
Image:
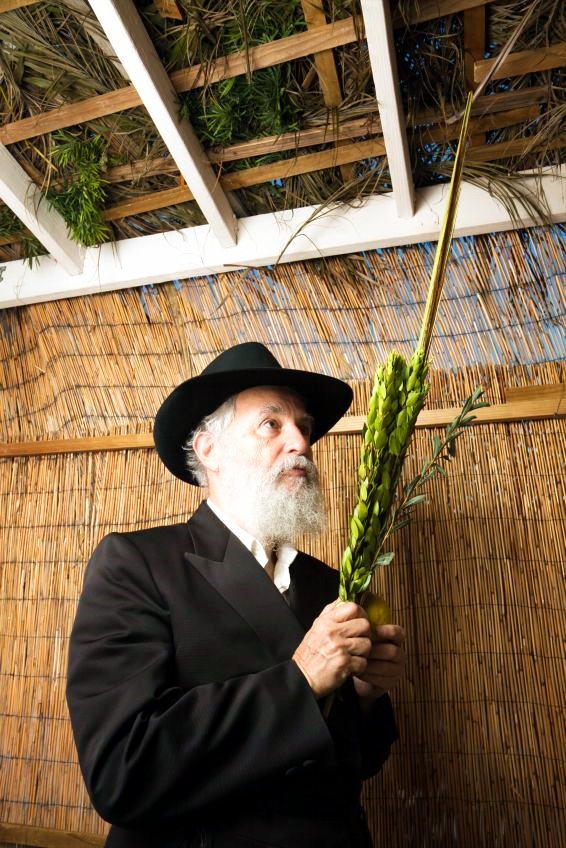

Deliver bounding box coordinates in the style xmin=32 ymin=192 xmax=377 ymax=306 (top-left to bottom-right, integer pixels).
xmin=47 ymin=131 xmax=111 ymax=248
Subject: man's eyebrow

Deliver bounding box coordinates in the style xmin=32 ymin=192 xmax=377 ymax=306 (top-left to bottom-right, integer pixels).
xmin=257 ymin=403 xmax=285 ymax=417
xmin=258 ymin=403 xmax=314 ymax=428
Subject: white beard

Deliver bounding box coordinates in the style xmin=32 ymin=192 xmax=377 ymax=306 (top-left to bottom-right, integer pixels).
xmin=219 ymin=452 xmax=327 ymax=549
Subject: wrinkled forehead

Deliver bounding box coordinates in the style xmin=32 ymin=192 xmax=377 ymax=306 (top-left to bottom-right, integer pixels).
xmin=233 ymin=384 xmax=310 ymax=419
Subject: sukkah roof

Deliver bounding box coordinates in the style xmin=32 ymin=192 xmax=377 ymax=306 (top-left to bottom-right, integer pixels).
xmin=0 ymin=0 xmax=564 ymax=306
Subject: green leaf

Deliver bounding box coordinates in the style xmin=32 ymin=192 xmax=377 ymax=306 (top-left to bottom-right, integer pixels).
xmin=355 ymin=501 xmax=368 ymax=521
xmin=389 ymin=432 xmax=402 ymax=455
xmin=391 ymin=518 xmax=411 ymax=533
xmin=405 ymin=494 xmax=427 ymax=508
xmin=373 ymin=552 xmax=395 ymax=568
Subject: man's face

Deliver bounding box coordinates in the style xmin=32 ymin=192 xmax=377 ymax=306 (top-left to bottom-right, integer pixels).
xmin=219 ymin=386 xmax=315 ymax=489
xmin=210 ymin=386 xmax=326 ymax=546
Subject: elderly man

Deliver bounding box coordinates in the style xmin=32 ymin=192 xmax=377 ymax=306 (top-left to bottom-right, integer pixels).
xmin=67 ymin=342 xmax=405 ymax=848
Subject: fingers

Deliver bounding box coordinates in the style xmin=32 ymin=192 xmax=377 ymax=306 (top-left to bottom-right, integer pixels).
xmin=353 ymin=622 xmax=406 ymax=704
xmin=292 ymin=602 xmax=374 ymax=699
xmin=321 ymin=599 xmax=367 ymax=623
xmin=293 ymin=601 xmax=406 ymax=701
xmin=371 ymin=623 xmax=405 ymax=647
xmin=355 ymin=633 xmax=405 ymax=691
xmin=367 ymin=628 xmax=405 ymax=667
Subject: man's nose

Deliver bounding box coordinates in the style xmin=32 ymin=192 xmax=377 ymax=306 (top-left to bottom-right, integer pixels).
xmin=285 ymin=423 xmax=311 ymax=455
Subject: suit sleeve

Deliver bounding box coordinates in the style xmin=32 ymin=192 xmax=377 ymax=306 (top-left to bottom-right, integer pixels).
xmin=359 ymin=693 xmax=399 ymax=778
xmin=66 ymin=533 xmax=335 ymax=828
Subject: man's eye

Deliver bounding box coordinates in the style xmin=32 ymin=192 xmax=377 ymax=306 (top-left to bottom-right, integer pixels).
xmin=262 ymin=419 xmax=279 ymax=429
xmin=300 ymin=418 xmax=314 ymax=437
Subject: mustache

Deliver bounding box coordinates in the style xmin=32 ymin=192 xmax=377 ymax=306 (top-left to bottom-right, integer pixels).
xmin=271 ymin=455 xmax=318 ymax=483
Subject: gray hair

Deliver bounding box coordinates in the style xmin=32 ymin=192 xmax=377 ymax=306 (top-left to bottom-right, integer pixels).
xmin=182 ymin=396 xmax=236 ymax=487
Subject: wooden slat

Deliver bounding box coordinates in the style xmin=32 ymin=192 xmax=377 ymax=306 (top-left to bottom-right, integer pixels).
xmin=0 ymin=0 xmax=38 ymax=10
xmin=334 ymin=383 xmax=566 ymax=434
xmin=2 ymin=385 xmax=563 ymax=458
xmin=0 ymin=432 xmax=154 ymax=458
xmin=391 ymin=0 xmax=493 ymax=26
xmin=0 ymin=822 xmax=104 ymax=848
xmin=506 ymin=383 xmax=566 ymax=414
xmin=0 ymin=17 xmax=361 ymax=145
xmin=102 ymin=87 xmax=548 ymax=177
xmin=99 ymin=102 xmax=543 ymax=222
xmin=300 ymin=0 xmax=343 ymax=107
xmin=414 ymin=104 xmax=540 ymax=147
xmin=420 ymin=84 xmax=550 ymax=123
xmin=102 ymin=137 xmax=388 ymax=220
xmin=299 ymin=0 xmax=354 ymax=183
xmin=474 ymin=42 xmax=566 ymax=84
xmin=466 ymin=134 xmax=566 ymax=163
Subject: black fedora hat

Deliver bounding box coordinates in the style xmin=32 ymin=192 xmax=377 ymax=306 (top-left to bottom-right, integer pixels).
xmin=153 ymin=342 xmax=353 ymax=484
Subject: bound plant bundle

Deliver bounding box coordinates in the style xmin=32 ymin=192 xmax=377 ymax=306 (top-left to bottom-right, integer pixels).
xmin=340 ymin=369 xmax=487 ymax=610
xmin=339 ymin=348 xmax=429 ymax=602
xmin=339 ymin=93 xmax=487 ymax=620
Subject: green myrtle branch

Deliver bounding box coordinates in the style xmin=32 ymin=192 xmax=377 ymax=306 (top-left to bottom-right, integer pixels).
xmin=382 ymin=385 xmax=490 ymax=549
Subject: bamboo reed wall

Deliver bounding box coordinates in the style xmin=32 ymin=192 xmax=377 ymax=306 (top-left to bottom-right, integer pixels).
xmin=0 ymin=226 xmax=565 ymax=847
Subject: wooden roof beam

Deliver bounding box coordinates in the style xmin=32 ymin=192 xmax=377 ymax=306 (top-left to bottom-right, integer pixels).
xmin=1 ymin=165 xmax=563 ymax=309
xmin=87 ymin=0 xmax=237 ymax=248
xmin=359 ymin=0 xmax=414 ymax=217
xmin=475 ymin=42 xmax=566 ymax=83
xmin=0 ymin=143 xmax=84 ymax=274
xmin=299 ymin=0 xmax=354 ymax=183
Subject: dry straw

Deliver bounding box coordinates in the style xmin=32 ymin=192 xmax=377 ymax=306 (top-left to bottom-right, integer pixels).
xmin=3 ymin=414 xmax=564 ymax=843
xmin=0 ymin=222 xmax=564 ymax=844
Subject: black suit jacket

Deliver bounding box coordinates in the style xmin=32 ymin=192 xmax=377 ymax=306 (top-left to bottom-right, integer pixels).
xmin=67 ymin=503 xmax=398 ymax=848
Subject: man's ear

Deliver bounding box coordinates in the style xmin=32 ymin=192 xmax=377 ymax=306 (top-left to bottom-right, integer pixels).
xmin=192 ymin=430 xmax=219 ymax=475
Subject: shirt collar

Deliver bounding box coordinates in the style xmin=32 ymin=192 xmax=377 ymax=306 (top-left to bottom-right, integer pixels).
xmin=207 ymin=498 xmax=297 ymax=594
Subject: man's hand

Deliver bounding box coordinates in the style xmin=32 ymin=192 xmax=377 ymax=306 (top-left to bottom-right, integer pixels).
xmin=353 ymin=623 xmax=406 ymax=709
xmin=292 ymin=600 xmax=373 ymax=698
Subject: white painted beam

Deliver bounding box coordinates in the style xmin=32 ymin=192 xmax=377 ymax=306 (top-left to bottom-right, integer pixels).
xmin=87 ymin=0 xmax=237 ymax=247
xmin=361 ymin=0 xmax=414 ymax=217
xmin=0 ymin=143 xmax=85 ymax=275
xmin=1 ymin=167 xmax=564 ymax=309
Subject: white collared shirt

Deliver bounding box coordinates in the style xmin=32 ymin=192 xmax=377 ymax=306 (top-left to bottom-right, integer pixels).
xmin=207 ymin=499 xmax=297 ymax=594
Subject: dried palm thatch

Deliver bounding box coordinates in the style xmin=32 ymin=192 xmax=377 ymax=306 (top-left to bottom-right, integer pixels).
xmin=0 ymin=0 xmax=564 ymax=260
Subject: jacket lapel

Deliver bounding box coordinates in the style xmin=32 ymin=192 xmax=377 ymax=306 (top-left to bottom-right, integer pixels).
xmin=184 ymin=502 xmax=307 ymax=663
xmin=287 ymin=552 xmax=339 ymax=630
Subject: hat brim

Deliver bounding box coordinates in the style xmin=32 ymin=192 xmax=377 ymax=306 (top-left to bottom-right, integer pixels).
xmin=153 ymin=367 xmax=353 ymax=484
